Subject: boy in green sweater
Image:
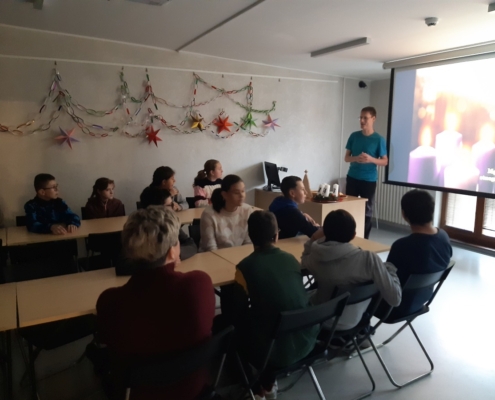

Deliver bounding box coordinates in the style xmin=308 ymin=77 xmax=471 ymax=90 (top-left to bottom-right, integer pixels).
xmin=233 ymin=210 xmax=318 ymax=400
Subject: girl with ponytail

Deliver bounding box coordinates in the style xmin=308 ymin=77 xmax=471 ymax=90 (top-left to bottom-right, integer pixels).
xmin=84 ymin=178 xmax=125 ymax=219
xmin=192 ymin=160 xmax=223 ymax=207
xmin=199 ymin=174 xmax=253 ymax=252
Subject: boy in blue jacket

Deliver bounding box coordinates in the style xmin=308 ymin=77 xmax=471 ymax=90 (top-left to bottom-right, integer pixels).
xmin=24 ymin=173 xmax=80 ymax=234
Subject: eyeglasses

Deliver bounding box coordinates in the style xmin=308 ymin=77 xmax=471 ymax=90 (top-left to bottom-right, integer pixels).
xmin=43 ymin=185 xmax=59 ymax=190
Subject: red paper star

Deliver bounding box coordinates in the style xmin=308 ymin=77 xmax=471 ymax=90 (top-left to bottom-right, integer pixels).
xmin=214 ymin=116 xmax=234 ymax=133
xmin=262 ymin=115 xmax=280 ymax=131
xmin=55 ymin=127 xmax=79 ymax=149
xmin=146 ymin=126 xmax=162 ymax=147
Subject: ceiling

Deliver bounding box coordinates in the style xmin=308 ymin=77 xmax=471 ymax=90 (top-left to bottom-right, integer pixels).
xmin=1 ymin=0 xmax=495 ymax=80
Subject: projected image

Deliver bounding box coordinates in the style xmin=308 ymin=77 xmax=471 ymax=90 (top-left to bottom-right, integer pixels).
xmin=389 ymin=57 xmax=495 ymax=195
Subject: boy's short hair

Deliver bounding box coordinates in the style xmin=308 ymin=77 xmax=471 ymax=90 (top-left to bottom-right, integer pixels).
xmin=248 ymin=211 xmax=278 ymax=248
xmin=123 ymin=207 xmax=180 ymax=265
xmin=34 ymin=174 xmax=55 ymax=191
xmin=401 ymin=190 xmax=434 ymax=225
xmin=142 ymin=188 xmax=172 ymax=209
xmin=361 ymin=106 xmax=376 ymax=118
xmin=280 ymin=176 xmax=301 ymax=197
xmin=323 ymin=210 xmax=356 ymax=243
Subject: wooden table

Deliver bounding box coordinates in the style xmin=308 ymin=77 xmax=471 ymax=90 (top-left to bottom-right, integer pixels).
xmin=7 ymin=208 xmax=205 ymax=246
xmin=212 ymin=235 xmax=390 ymax=266
xmin=0 ymin=228 xmax=6 ymax=246
xmin=254 ymin=189 xmax=368 ymax=237
xmin=16 ymin=251 xmax=234 ymax=328
xmin=0 ymin=282 xmax=17 ymax=399
xmin=0 ymin=283 xmax=17 ymax=332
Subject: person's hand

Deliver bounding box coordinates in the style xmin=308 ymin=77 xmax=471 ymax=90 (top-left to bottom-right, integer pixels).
xmin=67 ymin=225 xmax=78 ymax=233
xmin=311 ymin=228 xmax=325 ymax=241
xmin=172 ymin=202 xmax=182 ymax=212
xmin=303 ymin=213 xmax=318 ymax=226
xmin=169 ymin=187 xmax=178 ymax=197
xmin=358 ymin=152 xmax=373 ymax=163
xmin=51 ymin=224 xmax=67 ymax=235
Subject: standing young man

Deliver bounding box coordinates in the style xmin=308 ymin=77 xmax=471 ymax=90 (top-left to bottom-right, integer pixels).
xmin=345 ymin=106 xmax=388 ymax=239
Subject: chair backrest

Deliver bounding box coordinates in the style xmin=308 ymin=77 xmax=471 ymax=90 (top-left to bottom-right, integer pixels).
xmin=189 ymin=218 xmax=201 ymax=248
xmin=332 ymin=281 xmax=379 ymax=306
xmin=275 ymin=292 xmax=349 ymax=338
xmin=403 ymin=260 xmax=455 ymax=307
xmin=136 ymin=201 xmax=143 ymax=210
xmin=129 ymin=325 xmax=234 ymax=390
xmin=186 ymin=197 xmax=196 ymax=209
xmin=16 ymin=215 xmax=27 ymax=227
xmin=81 ymin=206 xmax=89 ymax=220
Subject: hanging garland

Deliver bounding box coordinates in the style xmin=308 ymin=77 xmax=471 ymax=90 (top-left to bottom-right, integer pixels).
xmin=0 ymin=65 xmax=279 ymax=140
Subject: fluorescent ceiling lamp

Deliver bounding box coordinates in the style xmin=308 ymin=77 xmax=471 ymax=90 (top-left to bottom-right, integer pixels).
xmin=489 ymin=2 xmax=495 ymax=12
xmin=311 ymin=37 xmax=370 ymax=58
xmin=383 ymin=41 xmax=495 ymax=69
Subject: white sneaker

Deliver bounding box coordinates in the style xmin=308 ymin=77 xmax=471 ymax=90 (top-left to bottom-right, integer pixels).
xmin=265 ymin=380 xmax=278 ymax=399
xmin=254 ymin=395 xmax=266 ymax=400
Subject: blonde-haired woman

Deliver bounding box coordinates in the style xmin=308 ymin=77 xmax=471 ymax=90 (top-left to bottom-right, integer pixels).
xmin=97 ymin=207 xmax=215 ymax=400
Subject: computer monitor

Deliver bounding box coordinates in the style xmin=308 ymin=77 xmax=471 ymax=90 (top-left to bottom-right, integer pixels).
xmin=264 ymin=161 xmax=281 ymax=191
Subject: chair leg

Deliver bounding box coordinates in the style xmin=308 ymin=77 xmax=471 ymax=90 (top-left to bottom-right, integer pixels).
xmin=27 ymin=343 xmax=38 ymax=400
xmin=351 ymin=338 xmax=375 ymax=400
xmin=369 ymin=322 xmax=434 ymax=388
xmin=308 ymin=366 xmax=326 ymax=400
xmin=235 ymin=353 xmax=256 ymax=400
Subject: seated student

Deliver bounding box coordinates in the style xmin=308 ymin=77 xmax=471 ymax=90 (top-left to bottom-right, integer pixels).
xmin=199 ymin=174 xmax=253 ymax=252
xmin=268 ymin=176 xmax=319 ymax=239
xmin=231 ymin=211 xmax=319 ymax=399
xmin=97 ymin=207 xmax=215 ymax=400
xmin=140 ymin=166 xmax=188 ymax=211
xmin=302 ymin=209 xmax=401 ymax=331
xmin=24 ymin=173 xmax=80 ymax=234
xmin=84 ymin=177 xmax=125 ymax=219
xmin=193 ymin=159 xmax=223 ymax=207
xmin=376 ymin=190 xmax=452 ymax=319
xmin=140 ymin=187 xmax=197 ymax=261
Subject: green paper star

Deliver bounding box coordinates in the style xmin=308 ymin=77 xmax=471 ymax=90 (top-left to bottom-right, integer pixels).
xmin=242 ymin=112 xmax=257 ymax=130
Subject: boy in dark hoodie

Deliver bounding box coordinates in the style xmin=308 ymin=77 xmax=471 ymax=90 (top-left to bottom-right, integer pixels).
xmin=24 ymin=173 xmax=80 ymax=234
xmin=268 ymin=175 xmax=319 ymax=239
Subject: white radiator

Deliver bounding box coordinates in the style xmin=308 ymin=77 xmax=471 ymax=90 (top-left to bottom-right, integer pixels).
xmin=375 ymin=168 xmax=409 ymax=226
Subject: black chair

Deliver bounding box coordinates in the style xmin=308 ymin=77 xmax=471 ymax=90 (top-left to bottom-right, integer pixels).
xmin=237 ymin=293 xmax=350 ymax=400
xmin=84 ymin=231 xmax=123 ymax=270
xmin=16 ymin=215 xmax=27 ymax=227
xmin=136 ymin=201 xmax=143 ymax=210
xmin=125 ymin=326 xmax=235 ymax=400
xmin=80 ymin=206 xmax=89 ymax=220
xmin=186 ymin=196 xmax=196 ymax=209
xmin=327 ymin=282 xmax=383 ymax=400
xmin=189 ymin=218 xmax=201 ymax=248
xmin=367 ymin=261 xmax=455 ymax=388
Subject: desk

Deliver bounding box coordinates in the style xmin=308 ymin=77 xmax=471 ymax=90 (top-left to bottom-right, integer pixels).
xmin=7 ymin=208 xmax=205 ymax=246
xmin=212 ymin=235 xmax=390 ymax=266
xmin=254 ymin=189 xmax=367 ymax=237
xmin=16 ymin=251 xmax=234 ymax=328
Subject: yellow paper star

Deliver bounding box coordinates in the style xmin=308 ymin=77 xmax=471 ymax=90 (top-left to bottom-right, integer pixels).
xmin=191 ymin=114 xmax=206 ymax=131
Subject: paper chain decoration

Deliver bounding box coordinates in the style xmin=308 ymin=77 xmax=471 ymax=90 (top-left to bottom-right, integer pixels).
xmin=0 ymin=67 xmax=279 ymax=141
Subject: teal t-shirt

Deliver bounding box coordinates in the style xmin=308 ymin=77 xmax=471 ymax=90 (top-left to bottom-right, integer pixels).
xmin=346 ymin=130 xmax=387 ymax=182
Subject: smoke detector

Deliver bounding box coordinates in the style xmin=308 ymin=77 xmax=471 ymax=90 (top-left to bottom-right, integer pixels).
xmin=425 ymin=17 xmax=439 ymax=27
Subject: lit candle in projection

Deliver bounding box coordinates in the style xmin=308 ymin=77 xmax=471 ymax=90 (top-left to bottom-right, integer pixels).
xmin=408 ymin=127 xmax=438 ymax=186
xmin=473 ymin=124 xmax=495 ymax=193
xmin=444 ymin=147 xmax=480 ymax=191
xmin=435 ymin=113 xmax=463 ymax=184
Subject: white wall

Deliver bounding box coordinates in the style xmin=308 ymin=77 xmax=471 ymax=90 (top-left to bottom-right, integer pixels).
xmin=0 ymin=25 xmax=370 ymax=226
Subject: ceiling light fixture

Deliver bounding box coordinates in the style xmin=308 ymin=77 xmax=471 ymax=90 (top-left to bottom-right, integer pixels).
xmin=311 ymin=37 xmax=370 ymax=58
xmin=489 ymin=2 xmax=495 ymax=12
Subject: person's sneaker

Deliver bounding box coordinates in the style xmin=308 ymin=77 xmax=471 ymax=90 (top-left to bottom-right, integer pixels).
xmin=265 ymin=380 xmax=278 ymax=399
xmin=358 ymin=339 xmax=371 ymax=350
xmin=254 ymin=395 xmax=266 ymax=400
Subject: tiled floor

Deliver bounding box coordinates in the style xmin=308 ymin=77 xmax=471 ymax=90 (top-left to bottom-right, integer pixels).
xmin=3 ymin=227 xmax=495 ymax=400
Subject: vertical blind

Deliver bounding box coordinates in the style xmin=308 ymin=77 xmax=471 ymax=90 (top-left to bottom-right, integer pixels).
xmin=482 ymin=198 xmax=495 ymax=238
xmin=445 ymin=193 xmax=477 ymax=232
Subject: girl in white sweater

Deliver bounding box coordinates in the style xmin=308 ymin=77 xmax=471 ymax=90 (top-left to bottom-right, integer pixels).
xmin=199 ymin=175 xmax=253 ymax=252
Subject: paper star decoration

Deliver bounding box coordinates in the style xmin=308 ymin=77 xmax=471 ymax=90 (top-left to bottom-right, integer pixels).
xmin=146 ymin=126 xmax=162 ymax=147
xmin=214 ymin=116 xmax=234 ymax=133
xmin=263 ymin=115 xmax=280 ymax=131
xmin=191 ymin=114 xmax=206 ymax=131
xmin=242 ymin=112 xmax=257 ymax=130
xmin=55 ymin=127 xmax=79 ymax=149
